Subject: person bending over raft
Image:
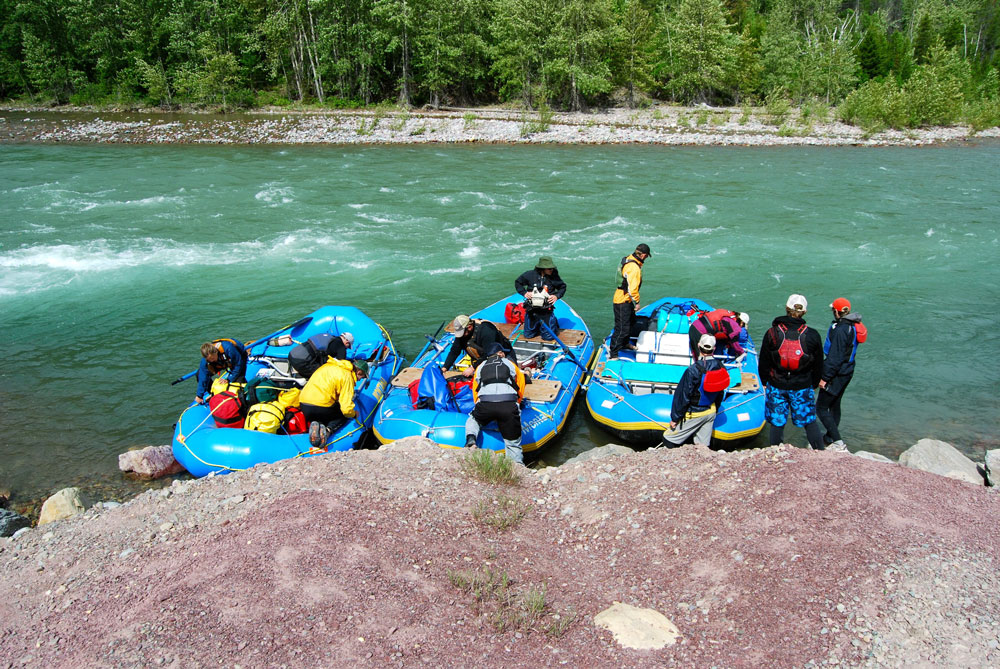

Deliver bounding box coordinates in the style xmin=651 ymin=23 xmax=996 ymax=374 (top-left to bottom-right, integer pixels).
xmin=195 ymin=338 xmax=247 ymax=404
xmin=442 ymin=315 xmax=517 ymax=377
xmin=465 ymin=344 xmax=527 ymax=464
xmin=514 ymin=256 xmax=567 ymax=339
xmin=301 ymin=359 xmax=368 ymax=447
xmin=688 ymin=309 xmax=749 ymax=360
xmin=661 ymin=335 xmax=731 ymax=448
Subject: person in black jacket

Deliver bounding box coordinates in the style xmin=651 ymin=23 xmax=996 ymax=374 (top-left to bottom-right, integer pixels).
xmin=514 ymin=256 xmax=567 ymax=339
xmin=818 ymin=297 xmax=866 ymax=452
xmin=758 ymin=294 xmax=825 ymax=450
xmin=442 ymin=315 xmax=517 ymax=377
xmin=661 ymin=335 xmax=732 ymax=447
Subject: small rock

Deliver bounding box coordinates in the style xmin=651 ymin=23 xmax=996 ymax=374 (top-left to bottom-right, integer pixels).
xmin=0 ymin=508 xmax=31 ymax=537
xmin=118 ymin=445 xmax=185 ymax=479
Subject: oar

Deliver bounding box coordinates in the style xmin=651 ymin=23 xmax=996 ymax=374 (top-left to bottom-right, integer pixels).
xmin=413 ymin=320 xmax=447 ymax=363
xmin=170 ymin=315 xmax=312 ymax=385
xmin=538 ymin=321 xmax=588 ymax=374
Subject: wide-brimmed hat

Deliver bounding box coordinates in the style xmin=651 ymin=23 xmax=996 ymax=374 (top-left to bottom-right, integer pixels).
xmin=535 ymin=256 xmax=557 ymax=270
xmin=353 ymin=360 xmax=369 ymax=375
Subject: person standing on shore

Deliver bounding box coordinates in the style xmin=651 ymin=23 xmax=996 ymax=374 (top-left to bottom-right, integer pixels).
xmin=661 ymin=335 xmax=732 ymax=448
xmin=818 ymin=297 xmax=867 ymax=452
xmin=758 ymin=294 xmax=825 ymax=450
xmin=609 ymin=243 xmax=651 ymax=359
xmin=514 ymin=256 xmax=567 ymax=339
xmin=465 ymin=344 xmax=527 ymax=464
xmin=195 ymin=338 xmax=247 ymax=404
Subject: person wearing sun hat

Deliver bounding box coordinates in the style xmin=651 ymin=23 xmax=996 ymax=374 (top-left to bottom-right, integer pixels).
xmin=758 ymin=294 xmax=825 ymax=450
xmin=660 ymin=334 xmax=732 ymax=447
xmin=514 ymin=255 xmax=567 ymax=339
xmin=817 ymin=297 xmax=868 ymax=452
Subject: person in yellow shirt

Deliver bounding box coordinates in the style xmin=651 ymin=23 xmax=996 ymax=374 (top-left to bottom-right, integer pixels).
xmin=610 ymin=243 xmax=651 ymax=359
xmin=300 ymin=358 xmax=368 ymax=446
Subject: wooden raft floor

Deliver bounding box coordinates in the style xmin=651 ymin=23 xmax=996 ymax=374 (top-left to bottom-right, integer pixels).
xmin=391 ymin=367 xmax=561 ymax=402
xmin=493 ymin=322 xmax=586 ymax=347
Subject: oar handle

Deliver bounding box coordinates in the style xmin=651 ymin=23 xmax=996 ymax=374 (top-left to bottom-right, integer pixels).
xmin=539 ymin=321 xmax=587 ymax=373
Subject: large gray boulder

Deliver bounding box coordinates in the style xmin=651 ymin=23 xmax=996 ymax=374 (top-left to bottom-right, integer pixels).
xmin=0 ymin=509 xmax=31 ymax=537
xmin=562 ymin=444 xmax=635 ymax=467
xmin=985 ymin=450 xmax=1000 ymax=487
xmin=38 ymin=487 xmax=91 ymax=525
xmin=898 ymin=439 xmax=984 ymax=486
xmin=118 ymin=444 xmax=185 ymax=479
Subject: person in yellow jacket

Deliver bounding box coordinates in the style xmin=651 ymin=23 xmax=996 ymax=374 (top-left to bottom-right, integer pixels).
xmin=465 ymin=344 xmax=527 ymax=464
xmin=610 ymin=243 xmax=651 ymax=359
xmin=301 ymin=358 xmax=368 ymax=446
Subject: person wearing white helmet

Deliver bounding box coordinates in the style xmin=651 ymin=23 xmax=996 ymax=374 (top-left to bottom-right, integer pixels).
xmin=758 ymin=294 xmax=825 ymax=450
xmin=660 ymin=334 xmax=732 ymax=448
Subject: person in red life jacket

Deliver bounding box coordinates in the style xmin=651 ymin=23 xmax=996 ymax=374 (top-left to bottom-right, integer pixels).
xmin=661 ymin=334 xmax=732 ymax=447
xmin=610 ymin=243 xmax=651 ymax=359
xmin=687 ymin=308 xmax=747 ymax=360
xmin=514 ymin=256 xmax=567 ymax=340
xmin=758 ymin=294 xmax=825 ymax=450
xmin=442 ymin=315 xmax=517 ymax=376
xmin=817 ymin=297 xmax=867 ymax=452
xmin=195 ymin=338 xmax=247 ymax=404
xmin=465 ymin=344 xmax=527 ymax=464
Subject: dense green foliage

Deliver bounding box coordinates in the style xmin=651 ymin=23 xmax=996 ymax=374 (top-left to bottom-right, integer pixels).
xmin=1 ymin=0 xmax=998 ymax=127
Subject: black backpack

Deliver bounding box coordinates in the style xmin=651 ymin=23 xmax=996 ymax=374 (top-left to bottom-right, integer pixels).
xmin=288 ymin=334 xmax=335 ymax=379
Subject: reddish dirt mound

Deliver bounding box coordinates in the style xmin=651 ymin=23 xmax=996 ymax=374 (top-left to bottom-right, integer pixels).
xmin=2 ymin=441 xmax=998 ymax=667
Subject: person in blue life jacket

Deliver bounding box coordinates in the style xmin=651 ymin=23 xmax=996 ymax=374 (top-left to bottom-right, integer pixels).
xmin=758 ymin=294 xmax=825 ymax=450
xmin=661 ymin=335 xmax=732 ymax=447
xmin=514 ymin=256 xmax=567 ymax=340
xmin=465 ymin=344 xmax=527 ymax=464
xmin=195 ymin=338 xmax=247 ymax=404
xmin=817 ymin=297 xmax=867 ymax=452
xmin=442 ymin=315 xmax=517 ymax=377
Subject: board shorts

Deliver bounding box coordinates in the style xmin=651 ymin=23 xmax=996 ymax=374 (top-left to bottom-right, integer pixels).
xmin=765 ymin=386 xmax=816 ymax=427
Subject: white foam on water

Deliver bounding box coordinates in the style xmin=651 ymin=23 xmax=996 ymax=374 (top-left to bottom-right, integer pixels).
xmin=771 ymin=273 xmax=783 ymax=284
xmin=680 ymin=226 xmax=725 ymax=235
xmin=460 ymin=246 xmax=480 ymax=258
xmin=379 ymin=187 xmax=394 ymax=193
xmin=461 ymin=191 xmax=496 ymax=204
xmin=437 ymin=196 xmax=453 ymax=205
xmin=347 ymin=203 xmax=369 ymax=209
xmin=695 ymin=204 xmax=708 ymax=214
xmin=424 ymin=266 xmax=482 ymax=275
xmin=12 ymin=182 xmax=58 ymax=193
xmin=254 ymin=184 xmax=294 ymax=205
xmin=348 ymin=261 xmax=372 ymax=269
xmin=925 ymin=228 xmax=935 ymax=237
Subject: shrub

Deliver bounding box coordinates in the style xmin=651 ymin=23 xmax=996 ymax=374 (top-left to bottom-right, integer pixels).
xmin=472 ymin=493 xmax=530 ymax=530
xmin=460 ymin=449 xmax=519 ymax=485
xmin=764 ymin=91 xmax=791 ymax=126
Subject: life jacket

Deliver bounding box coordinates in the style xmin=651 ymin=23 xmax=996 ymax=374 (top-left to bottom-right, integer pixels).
xmin=615 ymin=255 xmax=642 ymax=292
xmin=208 ymin=391 xmax=245 ymax=429
xmin=288 ymin=334 xmax=336 ymax=379
xmin=773 ymin=323 xmax=810 ymax=372
xmin=504 ymin=302 xmax=526 ymax=324
xmin=476 ymin=356 xmax=517 ymax=393
xmin=209 ymin=338 xmax=243 ymax=371
xmin=282 ymin=405 xmax=308 ymax=435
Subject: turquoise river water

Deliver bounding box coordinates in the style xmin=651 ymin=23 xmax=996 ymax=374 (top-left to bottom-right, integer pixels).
xmin=1 ymin=142 xmax=998 ymax=508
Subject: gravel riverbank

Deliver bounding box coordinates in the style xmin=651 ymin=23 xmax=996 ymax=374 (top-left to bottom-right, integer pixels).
xmin=2 ymin=439 xmax=997 ymax=667
xmin=2 ymin=105 xmax=998 ymax=146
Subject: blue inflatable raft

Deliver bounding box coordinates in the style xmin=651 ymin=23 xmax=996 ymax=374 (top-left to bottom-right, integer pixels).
xmin=372 ymin=295 xmax=595 ymax=454
xmin=586 ymin=297 xmax=765 ymax=445
xmin=172 ymin=306 xmax=404 ymax=477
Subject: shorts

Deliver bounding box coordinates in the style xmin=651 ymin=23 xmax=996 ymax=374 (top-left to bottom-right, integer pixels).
xmin=765 ymin=386 xmax=816 ymax=427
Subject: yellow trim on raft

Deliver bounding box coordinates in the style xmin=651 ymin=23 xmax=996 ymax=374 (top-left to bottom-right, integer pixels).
xmin=585 ymin=396 xmax=764 ymax=440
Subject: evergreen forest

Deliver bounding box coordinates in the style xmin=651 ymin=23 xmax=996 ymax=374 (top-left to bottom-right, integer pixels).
xmin=2 ymin=0 xmax=998 ymax=129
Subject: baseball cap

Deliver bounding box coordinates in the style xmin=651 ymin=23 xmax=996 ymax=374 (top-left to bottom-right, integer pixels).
xmin=340 ymin=332 xmax=354 ymax=347
xmin=636 ymin=243 xmax=652 ymax=256
xmin=698 ymin=334 xmax=717 ymax=351
xmin=830 ymin=297 xmax=851 ymax=312
xmin=786 ymin=294 xmax=808 ymax=311
xmin=450 ymin=315 xmax=471 ymax=333
xmin=485 ymin=343 xmax=505 ymax=356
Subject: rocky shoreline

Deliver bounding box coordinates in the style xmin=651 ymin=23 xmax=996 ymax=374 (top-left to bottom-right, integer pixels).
xmin=2 ymin=104 xmax=998 ymax=147
xmin=2 ymin=437 xmax=998 ymax=666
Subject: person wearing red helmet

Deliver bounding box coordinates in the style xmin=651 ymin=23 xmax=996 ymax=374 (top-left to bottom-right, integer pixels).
xmin=660 ymin=334 xmax=732 ymax=447
xmin=818 ymin=297 xmax=867 ymax=452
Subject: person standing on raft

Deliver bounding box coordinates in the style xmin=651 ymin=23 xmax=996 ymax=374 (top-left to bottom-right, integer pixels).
xmin=609 ymin=243 xmax=651 ymax=359
xmin=195 ymin=339 xmax=247 ymax=404
xmin=514 ymin=256 xmax=567 ymax=340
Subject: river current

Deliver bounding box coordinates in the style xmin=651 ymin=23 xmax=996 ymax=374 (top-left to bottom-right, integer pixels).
xmin=2 ymin=142 xmax=998 ymax=506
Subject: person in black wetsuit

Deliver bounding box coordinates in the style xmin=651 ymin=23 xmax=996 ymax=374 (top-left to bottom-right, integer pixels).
xmin=818 ymin=297 xmax=866 ymax=452
xmin=514 ymin=256 xmax=567 ymax=339
xmin=442 ymin=315 xmax=516 ymax=377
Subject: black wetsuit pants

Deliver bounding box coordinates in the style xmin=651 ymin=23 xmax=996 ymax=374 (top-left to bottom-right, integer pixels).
xmin=610 ymin=302 xmax=635 ymax=356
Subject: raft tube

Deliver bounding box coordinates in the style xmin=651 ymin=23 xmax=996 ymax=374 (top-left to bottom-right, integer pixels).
xmin=172 ymin=306 xmax=404 ymax=477
xmin=373 ymin=295 xmax=595 ymax=454
xmin=586 ymin=297 xmax=765 ymax=446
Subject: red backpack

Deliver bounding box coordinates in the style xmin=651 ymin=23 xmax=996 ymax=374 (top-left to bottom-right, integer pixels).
xmin=773 ymin=323 xmax=809 ymax=371
xmin=505 ymin=302 xmax=525 ymax=324
xmin=208 ymin=391 xmax=245 ymax=428
xmin=282 ymin=406 xmax=308 ymax=435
